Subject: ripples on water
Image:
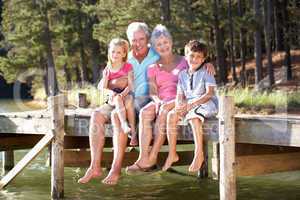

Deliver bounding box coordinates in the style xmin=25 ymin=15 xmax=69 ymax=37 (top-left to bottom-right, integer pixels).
xmin=1 ymin=100 xmax=300 ymax=199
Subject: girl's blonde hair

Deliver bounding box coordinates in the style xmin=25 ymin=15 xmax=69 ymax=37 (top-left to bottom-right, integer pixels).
xmin=107 ymin=38 xmax=129 ymax=65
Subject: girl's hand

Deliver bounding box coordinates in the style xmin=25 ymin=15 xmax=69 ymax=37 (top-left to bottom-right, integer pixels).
xmin=205 ymin=63 xmax=216 ymax=76
xmin=102 ymin=68 xmax=110 ymax=78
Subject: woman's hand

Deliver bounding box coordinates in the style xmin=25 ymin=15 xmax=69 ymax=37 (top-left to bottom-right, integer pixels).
xmin=175 ymin=102 xmax=187 ymax=117
xmin=205 ymin=63 xmax=216 ymax=76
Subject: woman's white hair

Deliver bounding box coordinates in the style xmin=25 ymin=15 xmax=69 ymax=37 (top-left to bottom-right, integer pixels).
xmin=150 ymin=24 xmax=172 ymax=46
xmin=126 ymin=22 xmax=150 ymax=43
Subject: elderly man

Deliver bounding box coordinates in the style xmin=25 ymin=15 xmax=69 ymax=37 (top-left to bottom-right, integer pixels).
xmin=78 ymin=22 xmax=159 ymax=185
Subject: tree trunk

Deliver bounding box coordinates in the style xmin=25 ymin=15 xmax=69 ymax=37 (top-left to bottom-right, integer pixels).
xmin=91 ymin=42 xmax=100 ymax=84
xmin=273 ymin=0 xmax=285 ymax=51
xmin=160 ymin=0 xmax=171 ymax=23
xmin=74 ymin=64 xmax=82 ymax=88
xmin=228 ymin=0 xmax=238 ymax=83
xmin=254 ymin=0 xmax=263 ymax=86
xmin=238 ymin=0 xmax=247 ymax=87
xmin=282 ymin=0 xmax=292 ymax=80
xmin=264 ymin=0 xmax=275 ymax=87
xmin=43 ymin=7 xmax=59 ymax=96
xmin=63 ymin=64 xmax=72 ymax=90
xmin=213 ymin=0 xmax=228 ymax=85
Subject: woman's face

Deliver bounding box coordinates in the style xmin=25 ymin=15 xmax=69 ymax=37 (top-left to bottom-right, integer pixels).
xmin=109 ymin=45 xmax=126 ymax=64
xmin=154 ymin=35 xmax=172 ymax=57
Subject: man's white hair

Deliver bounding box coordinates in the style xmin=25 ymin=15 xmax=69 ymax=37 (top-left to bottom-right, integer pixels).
xmin=126 ymin=22 xmax=150 ymax=43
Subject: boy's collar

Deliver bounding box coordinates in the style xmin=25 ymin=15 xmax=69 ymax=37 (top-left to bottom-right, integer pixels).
xmin=188 ymin=60 xmax=207 ymax=75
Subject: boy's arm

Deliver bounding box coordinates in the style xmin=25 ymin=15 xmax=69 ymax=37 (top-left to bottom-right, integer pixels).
xmin=187 ymin=86 xmax=215 ymax=111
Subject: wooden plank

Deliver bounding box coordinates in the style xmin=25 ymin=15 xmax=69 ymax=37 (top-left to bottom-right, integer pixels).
xmin=219 ymin=96 xmax=236 ymax=200
xmin=236 ymin=117 xmax=300 ymax=147
xmin=64 ymin=148 xmax=194 ymax=168
xmin=48 ymin=94 xmax=65 ymax=199
xmin=0 ymin=133 xmax=54 ymax=189
xmin=0 ymin=135 xmax=43 ymax=151
xmin=237 ymin=152 xmax=300 ymax=176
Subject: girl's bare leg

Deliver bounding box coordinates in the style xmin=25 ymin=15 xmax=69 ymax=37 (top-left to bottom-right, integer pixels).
xmin=114 ymin=95 xmax=131 ymax=133
xmin=125 ymin=95 xmax=137 ymax=146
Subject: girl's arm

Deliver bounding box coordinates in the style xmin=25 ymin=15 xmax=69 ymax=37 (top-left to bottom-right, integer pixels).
xmin=119 ymin=71 xmax=133 ymax=98
xmin=97 ymin=68 xmax=109 ymax=91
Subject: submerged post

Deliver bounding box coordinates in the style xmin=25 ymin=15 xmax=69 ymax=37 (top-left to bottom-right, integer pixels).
xmin=48 ymin=94 xmax=65 ymax=199
xmin=1 ymin=151 xmax=14 ymax=174
xmin=219 ymin=96 xmax=236 ymax=200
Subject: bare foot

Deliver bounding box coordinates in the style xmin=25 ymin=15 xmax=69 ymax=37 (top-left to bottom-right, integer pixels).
xmin=102 ymin=169 xmax=120 ymax=185
xmin=78 ymin=168 xmax=102 ymax=184
xmin=162 ymin=153 xmax=179 ymax=171
xmin=129 ymin=135 xmax=138 ymax=146
xmin=188 ymin=154 xmax=204 ymax=172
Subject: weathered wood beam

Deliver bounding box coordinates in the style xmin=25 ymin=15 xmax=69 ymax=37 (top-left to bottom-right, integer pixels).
xmin=0 ymin=132 xmax=54 ymax=189
xmin=48 ymin=94 xmax=65 ymax=199
xmin=219 ymin=96 xmax=236 ymax=200
xmin=1 ymin=151 xmax=14 ymax=175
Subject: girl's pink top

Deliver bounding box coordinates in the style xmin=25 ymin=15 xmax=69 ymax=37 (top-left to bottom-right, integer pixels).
xmin=108 ymin=62 xmax=132 ymax=80
xmin=147 ymin=57 xmax=188 ymax=102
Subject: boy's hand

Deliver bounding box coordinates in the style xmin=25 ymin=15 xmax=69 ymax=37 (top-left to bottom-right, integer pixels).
xmin=175 ymin=102 xmax=187 ymax=116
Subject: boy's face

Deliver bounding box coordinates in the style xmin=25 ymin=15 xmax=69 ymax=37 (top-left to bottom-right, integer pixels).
xmin=185 ymin=50 xmax=205 ymax=70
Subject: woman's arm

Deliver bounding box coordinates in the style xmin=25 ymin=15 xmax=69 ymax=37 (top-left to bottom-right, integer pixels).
xmin=204 ymin=63 xmax=216 ymax=76
xmin=149 ymin=76 xmax=161 ymax=104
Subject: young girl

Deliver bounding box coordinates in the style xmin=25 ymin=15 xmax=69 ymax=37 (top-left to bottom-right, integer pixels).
xmin=98 ymin=38 xmax=138 ymax=146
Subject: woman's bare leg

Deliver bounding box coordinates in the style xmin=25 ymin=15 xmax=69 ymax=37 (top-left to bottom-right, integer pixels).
xmin=78 ymin=111 xmax=108 ymax=183
xmin=149 ymin=101 xmax=175 ymax=166
xmin=188 ymin=118 xmax=204 ymax=172
xmin=102 ymin=110 xmax=128 ymax=185
xmin=162 ymin=110 xmax=180 ymax=171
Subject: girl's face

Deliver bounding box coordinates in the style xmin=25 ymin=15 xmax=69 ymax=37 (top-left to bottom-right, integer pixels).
xmin=185 ymin=50 xmax=205 ymax=70
xmin=154 ymin=35 xmax=172 ymax=57
xmin=109 ymin=45 xmax=126 ymax=64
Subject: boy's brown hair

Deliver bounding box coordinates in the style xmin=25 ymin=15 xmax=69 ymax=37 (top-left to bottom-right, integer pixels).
xmin=184 ymin=40 xmax=208 ymax=58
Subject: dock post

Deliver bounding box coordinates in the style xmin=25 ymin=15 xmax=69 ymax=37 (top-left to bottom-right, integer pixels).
xmin=219 ymin=96 xmax=236 ymax=200
xmin=211 ymin=142 xmax=219 ymax=180
xmin=48 ymin=94 xmax=65 ymax=199
xmin=1 ymin=151 xmax=14 ymax=175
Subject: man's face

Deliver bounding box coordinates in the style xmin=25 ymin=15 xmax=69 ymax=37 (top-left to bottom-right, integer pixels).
xmin=130 ymin=30 xmax=149 ymax=56
xmin=186 ymin=51 xmax=205 ymax=69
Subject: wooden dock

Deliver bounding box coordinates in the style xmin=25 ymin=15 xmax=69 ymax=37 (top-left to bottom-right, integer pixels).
xmin=0 ymin=95 xmax=300 ymax=200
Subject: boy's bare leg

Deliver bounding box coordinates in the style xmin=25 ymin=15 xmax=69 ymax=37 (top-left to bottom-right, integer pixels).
xmin=114 ymin=95 xmax=131 ymax=133
xmin=162 ymin=110 xmax=180 ymax=171
xmin=188 ymin=118 xmax=204 ymax=172
xmin=149 ymin=102 xmax=175 ymax=166
xmin=125 ymin=95 xmax=138 ymax=146
xmin=78 ymin=111 xmax=107 ymax=183
xmin=102 ymin=111 xmax=128 ymax=185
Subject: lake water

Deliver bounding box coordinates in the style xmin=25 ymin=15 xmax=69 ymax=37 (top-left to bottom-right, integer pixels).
xmin=1 ymin=99 xmax=300 ymax=200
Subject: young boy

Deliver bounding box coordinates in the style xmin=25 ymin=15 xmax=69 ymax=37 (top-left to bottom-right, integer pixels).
xmin=162 ymin=40 xmax=218 ymax=172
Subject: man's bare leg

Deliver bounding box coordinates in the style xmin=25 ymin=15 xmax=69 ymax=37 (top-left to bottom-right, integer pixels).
xmin=102 ymin=111 xmax=128 ymax=185
xmin=162 ymin=110 xmax=180 ymax=171
xmin=188 ymin=118 xmax=204 ymax=172
xmin=126 ymin=102 xmax=156 ymax=171
xmin=78 ymin=111 xmax=107 ymax=183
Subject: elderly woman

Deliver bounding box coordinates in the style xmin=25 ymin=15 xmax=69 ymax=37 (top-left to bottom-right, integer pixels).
xmin=126 ymin=24 xmax=216 ymax=173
